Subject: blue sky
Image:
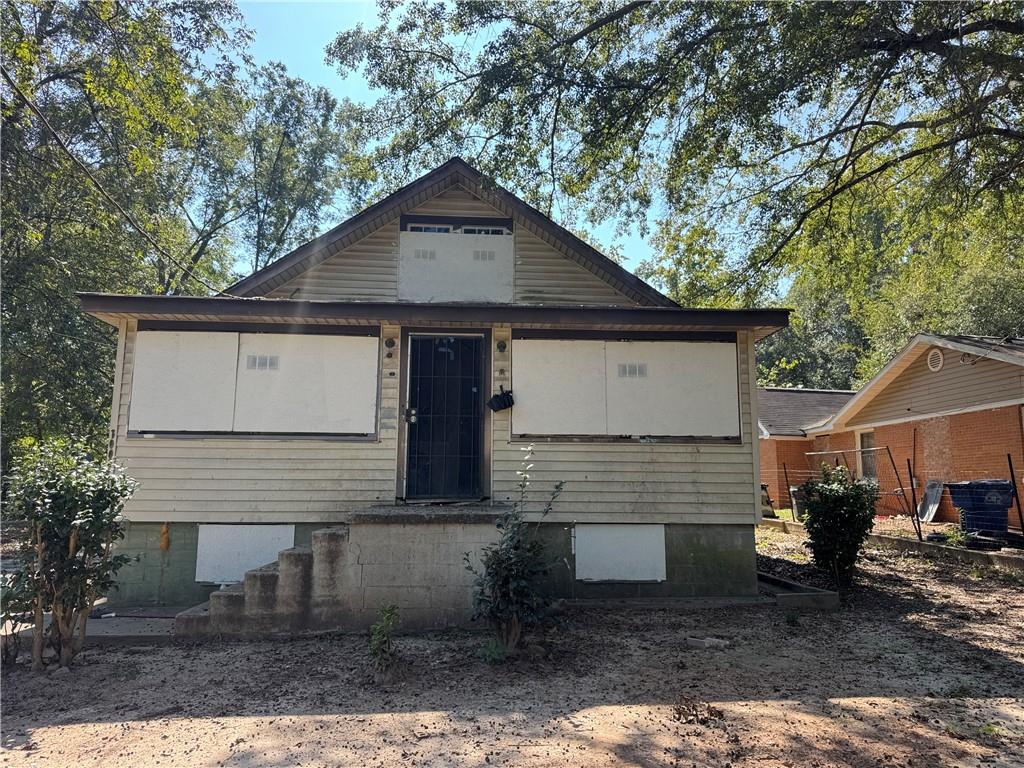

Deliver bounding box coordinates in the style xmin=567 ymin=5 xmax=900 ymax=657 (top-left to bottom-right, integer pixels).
xmin=238 ymin=1 xmax=654 ymax=270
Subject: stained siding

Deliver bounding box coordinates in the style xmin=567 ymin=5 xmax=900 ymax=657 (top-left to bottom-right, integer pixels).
xmin=115 ymin=322 xmax=401 ymax=522
xmin=847 ymin=352 xmax=1024 ymax=427
xmin=489 ymin=328 xmax=758 ymax=524
xmin=266 ymin=186 xmax=639 ymax=306
xmin=514 ymin=229 xmax=637 ymax=306
xmin=114 ymin=322 xmax=759 ymax=526
xmin=266 ymin=222 xmax=399 ymax=301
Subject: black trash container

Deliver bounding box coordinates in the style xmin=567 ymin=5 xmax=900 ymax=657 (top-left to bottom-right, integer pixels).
xmin=945 ymin=480 xmax=1014 ymax=534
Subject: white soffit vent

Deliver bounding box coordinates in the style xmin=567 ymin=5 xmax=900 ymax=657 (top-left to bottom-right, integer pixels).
xmin=927 ymin=347 xmax=944 ymax=372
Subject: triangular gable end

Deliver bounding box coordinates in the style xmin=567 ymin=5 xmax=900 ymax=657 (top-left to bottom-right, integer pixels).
xmin=228 ymin=158 xmax=675 ymax=307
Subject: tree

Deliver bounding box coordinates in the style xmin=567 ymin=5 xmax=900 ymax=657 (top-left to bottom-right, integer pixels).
xmin=1 ymin=2 xmax=368 ymax=466
xmin=5 ymin=439 xmax=137 ymax=669
xmin=330 ymin=2 xmax=1022 ymax=276
xmin=331 ymin=1 xmax=1022 ymax=386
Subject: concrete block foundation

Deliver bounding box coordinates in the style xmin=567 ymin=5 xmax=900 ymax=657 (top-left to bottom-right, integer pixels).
xmin=115 ymin=513 xmax=758 ymax=637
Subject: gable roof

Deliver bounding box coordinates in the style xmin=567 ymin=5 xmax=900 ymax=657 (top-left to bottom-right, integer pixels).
xmin=227 ymin=157 xmax=677 ymax=307
xmin=811 ymin=333 xmax=1024 ymax=433
xmin=757 ymin=387 xmax=855 ymax=437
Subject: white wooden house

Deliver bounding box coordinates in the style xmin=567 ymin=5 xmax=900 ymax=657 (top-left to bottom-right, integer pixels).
xmin=80 ymin=158 xmax=788 ymax=632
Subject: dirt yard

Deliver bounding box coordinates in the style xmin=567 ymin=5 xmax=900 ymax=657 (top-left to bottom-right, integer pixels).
xmin=3 ymin=528 xmax=1023 ymax=768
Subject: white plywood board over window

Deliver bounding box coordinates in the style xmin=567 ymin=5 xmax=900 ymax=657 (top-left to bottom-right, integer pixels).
xmin=605 ymin=341 xmax=740 ymax=437
xmin=195 ymin=524 xmax=295 ymax=583
xmin=233 ymin=334 xmax=379 ymax=433
xmin=512 ymin=340 xmax=607 ymax=434
xmin=398 ymin=231 xmax=514 ymax=302
xmin=574 ymin=524 xmax=666 ymax=581
xmin=129 ymin=331 xmax=238 ymax=432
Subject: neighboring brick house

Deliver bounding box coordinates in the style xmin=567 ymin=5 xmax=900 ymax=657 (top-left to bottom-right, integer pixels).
xmin=806 ymin=335 xmax=1024 ymax=527
xmin=757 ymin=388 xmax=855 ymax=508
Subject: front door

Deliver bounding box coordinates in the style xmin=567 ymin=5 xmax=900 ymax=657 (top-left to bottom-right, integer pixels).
xmin=405 ymin=334 xmax=485 ymax=499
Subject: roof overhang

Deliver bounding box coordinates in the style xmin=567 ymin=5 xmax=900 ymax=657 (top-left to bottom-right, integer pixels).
xmin=78 ymin=293 xmax=790 ymax=340
xmin=808 ymin=333 xmax=1024 ymax=433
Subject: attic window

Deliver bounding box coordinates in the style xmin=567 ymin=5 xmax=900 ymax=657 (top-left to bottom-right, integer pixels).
xmin=461 ymin=226 xmax=509 ymax=235
xmin=927 ymin=348 xmax=944 ymax=372
xmin=408 ymin=224 xmax=451 ymax=233
xmin=246 ymin=354 xmax=279 ymax=371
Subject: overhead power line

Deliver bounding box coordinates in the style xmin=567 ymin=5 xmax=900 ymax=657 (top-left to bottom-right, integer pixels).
xmin=1 ymin=63 xmax=241 ymax=299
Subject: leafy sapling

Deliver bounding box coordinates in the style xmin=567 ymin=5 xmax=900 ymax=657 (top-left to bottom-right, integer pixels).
xmin=465 ymin=445 xmax=564 ymax=655
xmin=4 ymin=439 xmax=137 ymax=670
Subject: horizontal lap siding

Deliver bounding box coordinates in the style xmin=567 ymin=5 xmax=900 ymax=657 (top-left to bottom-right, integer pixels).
xmin=265 ymin=186 xmax=639 ymax=306
xmin=514 ymin=229 xmax=637 ymax=306
xmin=489 ymin=328 xmax=758 ymax=524
xmin=849 ymin=353 xmax=1024 ymax=427
xmin=267 ymin=223 xmax=399 ymax=301
xmin=114 ymin=322 xmax=400 ymax=522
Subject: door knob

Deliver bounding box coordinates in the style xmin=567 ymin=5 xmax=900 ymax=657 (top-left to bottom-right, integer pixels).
xmin=405 ymin=408 xmax=418 ymax=424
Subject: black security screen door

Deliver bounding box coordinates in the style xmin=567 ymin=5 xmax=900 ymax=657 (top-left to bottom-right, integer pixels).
xmin=405 ymin=335 xmax=484 ymax=499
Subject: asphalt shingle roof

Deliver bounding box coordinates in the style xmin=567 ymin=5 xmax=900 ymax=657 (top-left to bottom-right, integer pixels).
xmin=758 ymin=387 xmax=856 ymax=437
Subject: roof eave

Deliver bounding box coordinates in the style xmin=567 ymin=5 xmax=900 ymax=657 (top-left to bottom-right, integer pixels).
xmin=77 ymin=293 xmax=789 ymax=340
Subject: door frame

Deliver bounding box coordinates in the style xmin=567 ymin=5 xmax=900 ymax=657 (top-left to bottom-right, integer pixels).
xmin=396 ymin=327 xmax=492 ymax=501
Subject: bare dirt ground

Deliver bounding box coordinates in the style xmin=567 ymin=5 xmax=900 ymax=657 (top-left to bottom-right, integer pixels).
xmin=3 ymin=529 xmax=1023 ymax=768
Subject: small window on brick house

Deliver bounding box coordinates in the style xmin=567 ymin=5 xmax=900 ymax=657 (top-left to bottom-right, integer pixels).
xmin=857 ymin=431 xmax=877 ymax=479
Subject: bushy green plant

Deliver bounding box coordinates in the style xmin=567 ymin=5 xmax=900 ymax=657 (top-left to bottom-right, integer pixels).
xmin=368 ymin=603 xmax=399 ymax=673
xmin=4 ymin=439 xmax=137 ymax=669
xmin=945 ymin=524 xmax=967 ymax=548
xmin=799 ymin=464 xmax=878 ymax=587
xmin=465 ymin=446 xmax=563 ymax=654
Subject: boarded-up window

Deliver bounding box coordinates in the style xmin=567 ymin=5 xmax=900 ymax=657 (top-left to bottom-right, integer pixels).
xmin=195 ymin=524 xmax=295 ymax=583
xmin=574 ymin=524 xmax=667 ymax=581
xmin=512 ymin=339 xmax=739 ymax=437
xmin=233 ymin=334 xmax=379 ymax=434
xmin=511 ymin=340 xmax=607 ymax=434
xmin=605 ymin=341 xmax=739 ymax=436
xmin=129 ymin=331 xmax=238 ymax=431
xmin=398 ymin=231 xmax=514 ymax=302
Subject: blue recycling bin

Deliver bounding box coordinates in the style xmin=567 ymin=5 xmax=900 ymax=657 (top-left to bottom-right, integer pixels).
xmin=945 ymin=480 xmax=1014 ymax=534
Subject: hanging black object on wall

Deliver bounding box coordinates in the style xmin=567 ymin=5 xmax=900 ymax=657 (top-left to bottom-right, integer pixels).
xmin=487 ymin=385 xmax=514 ymax=412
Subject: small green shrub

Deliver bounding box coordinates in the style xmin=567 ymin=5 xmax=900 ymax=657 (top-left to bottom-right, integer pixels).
xmin=479 ymin=637 xmax=507 ymax=665
xmin=368 ymin=603 xmax=399 ymax=673
xmin=799 ymin=464 xmax=878 ymax=587
xmin=945 ymin=521 xmax=967 ymax=548
xmin=4 ymin=439 xmax=137 ymax=669
xmin=465 ymin=446 xmax=563 ymax=654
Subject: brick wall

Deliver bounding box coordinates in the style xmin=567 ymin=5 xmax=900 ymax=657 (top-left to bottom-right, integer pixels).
xmin=813 ymin=405 xmax=1024 ymax=528
xmin=759 ymin=438 xmax=817 ymax=508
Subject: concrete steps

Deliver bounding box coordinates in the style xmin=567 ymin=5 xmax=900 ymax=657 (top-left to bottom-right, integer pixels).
xmin=176 ymin=529 xmax=347 ymax=638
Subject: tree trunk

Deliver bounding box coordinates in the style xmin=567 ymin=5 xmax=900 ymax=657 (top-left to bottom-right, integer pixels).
xmin=31 ymin=525 xmax=45 ymax=672
xmin=74 ymin=606 xmax=89 ymax=654
xmin=31 ymin=595 xmax=44 ymax=672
